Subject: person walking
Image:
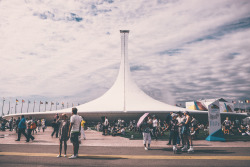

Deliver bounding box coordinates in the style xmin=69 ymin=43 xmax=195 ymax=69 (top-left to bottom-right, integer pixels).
xmin=57 ymin=114 xmax=70 ymax=158
xmin=15 ymin=115 xmax=28 ymax=141
xmin=37 ymin=120 xmax=41 ymax=132
xmin=41 ymin=119 xmax=46 ymax=132
xmin=51 ymin=118 xmax=60 ymax=138
xmin=141 ymin=117 xmax=152 ymax=150
xmin=68 ymin=108 xmax=82 ymax=159
xmin=9 ymin=117 xmax=13 ymax=131
xmin=26 ymin=116 xmax=35 ymax=142
xmin=81 ymin=117 xmax=86 ymax=140
xmin=15 ymin=117 xmax=21 ymax=133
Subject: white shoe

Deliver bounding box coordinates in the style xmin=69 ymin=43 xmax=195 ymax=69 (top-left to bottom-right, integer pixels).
xmin=57 ymin=155 xmax=61 ymax=158
xmin=144 ymin=147 xmax=148 ymax=150
xmin=69 ymin=155 xmax=77 ymax=159
xmin=173 ymin=146 xmax=177 ymax=154
xmin=181 ymin=146 xmax=188 ymax=152
xmin=64 ymin=154 xmax=67 ymax=157
xmin=188 ymin=146 xmax=194 ymax=153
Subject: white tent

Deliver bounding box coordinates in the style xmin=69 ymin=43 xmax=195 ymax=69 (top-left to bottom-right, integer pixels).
xmin=3 ymin=30 xmax=247 ymax=122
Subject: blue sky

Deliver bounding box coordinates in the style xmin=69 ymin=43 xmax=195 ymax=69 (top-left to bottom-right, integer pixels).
xmin=0 ymin=0 xmax=250 ymax=114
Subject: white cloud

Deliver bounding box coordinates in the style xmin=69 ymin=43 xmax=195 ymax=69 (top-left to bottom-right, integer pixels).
xmin=0 ymin=0 xmax=250 ymax=114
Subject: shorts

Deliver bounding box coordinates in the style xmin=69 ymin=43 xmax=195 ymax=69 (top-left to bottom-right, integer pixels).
xmin=143 ymin=132 xmax=151 ymax=144
xmin=70 ymin=132 xmax=80 ymax=143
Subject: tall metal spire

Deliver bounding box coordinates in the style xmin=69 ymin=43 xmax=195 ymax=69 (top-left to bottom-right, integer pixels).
xmin=120 ymin=30 xmax=129 ymax=112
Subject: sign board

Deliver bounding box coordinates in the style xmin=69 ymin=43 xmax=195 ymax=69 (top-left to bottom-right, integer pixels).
xmin=206 ymin=100 xmax=225 ymax=141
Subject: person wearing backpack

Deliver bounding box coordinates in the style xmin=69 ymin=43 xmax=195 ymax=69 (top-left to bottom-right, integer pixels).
xmin=26 ymin=116 xmax=35 ymax=142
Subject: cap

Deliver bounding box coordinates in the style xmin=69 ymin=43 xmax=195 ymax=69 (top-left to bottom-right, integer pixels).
xmin=172 ymin=113 xmax=178 ymax=117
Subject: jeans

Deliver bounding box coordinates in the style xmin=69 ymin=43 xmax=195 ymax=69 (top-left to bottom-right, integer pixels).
xmin=172 ymin=131 xmax=179 ymax=145
xmin=51 ymin=128 xmax=59 ymax=138
xmin=17 ymin=128 xmax=28 ymax=140
xmin=27 ymin=129 xmax=35 ymax=141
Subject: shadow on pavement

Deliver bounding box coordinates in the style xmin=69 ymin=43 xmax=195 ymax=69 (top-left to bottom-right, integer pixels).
xmin=195 ymin=149 xmax=234 ymax=154
xmin=78 ymin=156 xmax=127 ymax=160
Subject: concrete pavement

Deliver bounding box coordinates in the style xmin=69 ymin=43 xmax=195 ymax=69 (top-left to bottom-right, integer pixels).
xmin=0 ymin=127 xmax=250 ymax=166
xmin=1 ymin=127 xmax=250 ymax=147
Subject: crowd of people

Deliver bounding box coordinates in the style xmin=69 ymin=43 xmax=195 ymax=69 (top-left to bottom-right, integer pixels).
xmin=222 ymin=117 xmax=250 ymax=136
xmin=94 ymin=112 xmax=250 ymax=154
xmin=0 ymin=116 xmax=47 ymax=142
xmin=1 ymin=110 xmax=250 ymax=157
xmin=0 ymin=107 xmax=86 ymax=159
xmin=95 ymin=112 xmax=199 ymax=153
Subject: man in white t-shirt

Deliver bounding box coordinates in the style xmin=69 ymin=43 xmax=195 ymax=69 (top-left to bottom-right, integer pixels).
xmin=103 ymin=116 xmax=109 ymax=135
xmin=68 ymin=108 xmax=82 ymax=159
xmin=152 ymin=115 xmax=158 ymax=140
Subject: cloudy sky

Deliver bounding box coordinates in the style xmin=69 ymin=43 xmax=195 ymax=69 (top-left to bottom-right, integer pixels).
xmin=0 ymin=0 xmax=250 ymax=114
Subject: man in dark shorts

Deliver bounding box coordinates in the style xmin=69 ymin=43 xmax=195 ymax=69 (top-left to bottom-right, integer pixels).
xmin=181 ymin=111 xmax=194 ymax=153
xmin=68 ymin=108 xmax=82 ymax=159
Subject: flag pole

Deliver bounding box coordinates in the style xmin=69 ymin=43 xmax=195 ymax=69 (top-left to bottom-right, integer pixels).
xmin=245 ymin=101 xmax=246 ymax=112
xmin=21 ymin=100 xmax=24 ymax=113
xmin=33 ymin=101 xmax=35 ymax=112
xmin=15 ymin=101 xmax=17 ymax=114
xmin=27 ymin=100 xmax=30 ymax=113
xmin=8 ymin=100 xmax=10 ymax=115
xmin=1 ymin=98 xmax=5 ymax=116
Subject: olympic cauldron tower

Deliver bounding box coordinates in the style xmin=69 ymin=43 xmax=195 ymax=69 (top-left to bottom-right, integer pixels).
xmin=3 ymin=30 xmax=208 ymax=122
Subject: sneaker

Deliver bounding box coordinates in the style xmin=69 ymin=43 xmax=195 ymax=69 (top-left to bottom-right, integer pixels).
xmin=57 ymin=155 xmax=61 ymax=158
xmin=15 ymin=139 xmax=20 ymax=141
xmin=167 ymin=143 xmax=171 ymax=145
xmin=181 ymin=146 xmax=188 ymax=152
xmin=25 ymin=140 xmax=29 ymax=143
xmin=188 ymin=146 xmax=194 ymax=153
xmin=144 ymin=147 xmax=148 ymax=150
xmin=69 ymin=155 xmax=77 ymax=159
xmin=64 ymin=154 xmax=67 ymax=157
xmin=173 ymin=146 xmax=177 ymax=154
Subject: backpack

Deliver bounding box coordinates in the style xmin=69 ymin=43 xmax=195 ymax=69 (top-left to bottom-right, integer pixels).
xmin=30 ymin=122 xmax=37 ymax=129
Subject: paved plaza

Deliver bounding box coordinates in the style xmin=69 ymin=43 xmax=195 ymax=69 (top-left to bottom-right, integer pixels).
xmin=0 ymin=127 xmax=250 ymax=166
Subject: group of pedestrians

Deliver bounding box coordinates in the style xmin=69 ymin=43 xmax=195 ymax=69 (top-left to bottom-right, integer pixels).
xmin=141 ymin=111 xmax=194 ymax=153
xmin=11 ymin=108 xmax=86 ymax=159
xmin=15 ymin=116 xmax=36 ymax=142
